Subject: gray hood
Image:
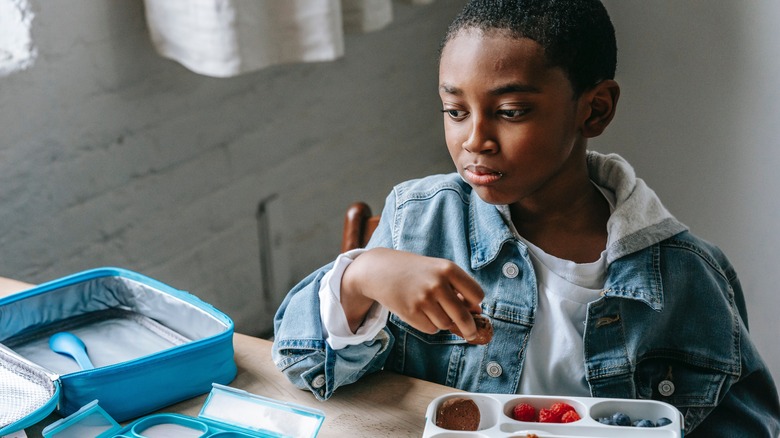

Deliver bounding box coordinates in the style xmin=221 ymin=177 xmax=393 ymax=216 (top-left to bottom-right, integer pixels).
xmin=587 ymin=151 xmax=688 ymax=263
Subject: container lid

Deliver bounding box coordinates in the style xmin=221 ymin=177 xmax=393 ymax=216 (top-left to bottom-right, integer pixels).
xmin=41 ymin=400 xmax=121 ymax=438
xmin=0 ymin=345 xmax=60 ymax=435
xmin=200 ymin=383 xmax=326 ymax=437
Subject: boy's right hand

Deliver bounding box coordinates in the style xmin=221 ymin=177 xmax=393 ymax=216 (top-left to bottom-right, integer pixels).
xmin=340 ymin=247 xmax=484 ymax=342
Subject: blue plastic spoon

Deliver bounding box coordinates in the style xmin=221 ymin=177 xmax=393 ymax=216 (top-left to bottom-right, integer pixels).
xmin=49 ymin=332 xmax=95 ymax=370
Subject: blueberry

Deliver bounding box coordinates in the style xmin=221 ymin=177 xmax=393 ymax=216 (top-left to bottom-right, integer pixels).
xmin=612 ymin=412 xmax=632 ymax=426
xmin=598 ymin=416 xmax=615 ymax=425
xmin=656 ymin=417 xmax=673 ymax=427
xmin=633 ymin=419 xmax=656 ymax=427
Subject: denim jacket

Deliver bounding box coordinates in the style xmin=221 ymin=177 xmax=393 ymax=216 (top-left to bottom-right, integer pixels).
xmin=273 ymin=152 xmax=780 ymax=436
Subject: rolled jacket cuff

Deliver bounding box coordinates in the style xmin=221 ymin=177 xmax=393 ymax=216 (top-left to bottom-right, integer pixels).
xmin=319 ymin=249 xmax=388 ymax=349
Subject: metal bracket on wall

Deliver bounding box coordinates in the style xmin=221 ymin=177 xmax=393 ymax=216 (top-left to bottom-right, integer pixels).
xmin=256 ymin=193 xmax=278 ymax=338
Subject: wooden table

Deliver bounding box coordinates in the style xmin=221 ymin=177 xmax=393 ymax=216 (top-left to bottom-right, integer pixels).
xmin=0 ymin=277 xmax=459 ymax=437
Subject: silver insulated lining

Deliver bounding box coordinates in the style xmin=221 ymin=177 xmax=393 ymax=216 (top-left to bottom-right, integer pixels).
xmin=0 ymin=347 xmax=55 ymax=427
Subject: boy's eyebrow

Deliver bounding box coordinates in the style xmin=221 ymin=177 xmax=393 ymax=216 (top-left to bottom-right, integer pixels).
xmin=439 ymin=83 xmax=462 ymax=95
xmin=439 ymin=82 xmax=542 ymax=95
xmin=489 ymin=83 xmax=541 ymax=95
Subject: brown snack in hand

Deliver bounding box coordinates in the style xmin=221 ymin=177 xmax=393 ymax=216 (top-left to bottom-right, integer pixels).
xmin=435 ymin=397 xmax=481 ymax=431
xmin=450 ymin=314 xmax=493 ymax=344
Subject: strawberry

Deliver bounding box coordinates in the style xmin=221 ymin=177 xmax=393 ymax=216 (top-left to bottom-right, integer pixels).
xmin=561 ymin=410 xmax=581 ymax=423
xmin=512 ymin=403 xmax=536 ymax=422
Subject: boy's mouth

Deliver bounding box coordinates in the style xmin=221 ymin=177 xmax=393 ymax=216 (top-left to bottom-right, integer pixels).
xmin=463 ymin=164 xmax=503 ymax=185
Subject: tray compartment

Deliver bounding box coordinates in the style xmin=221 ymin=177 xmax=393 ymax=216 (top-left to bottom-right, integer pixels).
xmin=130 ymin=414 xmax=209 ymax=437
xmin=208 ymin=433 xmax=256 ymax=437
xmin=434 ymin=393 xmax=504 ymax=431
xmin=588 ymin=399 xmax=679 ymax=429
xmin=501 ymin=395 xmax=588 ymax=424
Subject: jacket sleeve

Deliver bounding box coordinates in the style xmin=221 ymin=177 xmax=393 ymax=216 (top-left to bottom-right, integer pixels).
xmin=686 ymin=365 xmax=780 ymax=437
xmin=688 ymin=260 xmax=780 ymax=437
xmin=271 ymin=265 xmax=394 ymax=400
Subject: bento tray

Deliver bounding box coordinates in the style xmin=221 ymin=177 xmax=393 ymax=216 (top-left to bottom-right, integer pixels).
xmin=424 ymin=393 xmax=684 ymax=438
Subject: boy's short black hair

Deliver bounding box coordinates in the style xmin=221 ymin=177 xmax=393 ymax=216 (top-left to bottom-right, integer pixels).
xmin=442 ymin=0 xmax=617 ymax=97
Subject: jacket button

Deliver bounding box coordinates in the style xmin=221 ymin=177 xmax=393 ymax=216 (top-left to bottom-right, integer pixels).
xmin=486 ymin=361 xmax=503 ymax=377
xmin=502 ymin=263 xmax=519 ymax=278
xmin=312 ymin=374 xmax=326 ymax=389
xmin=658 ymin=379 xmax=675 ymax=396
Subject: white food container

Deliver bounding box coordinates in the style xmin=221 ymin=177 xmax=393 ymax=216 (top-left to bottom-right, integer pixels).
xmin=424 ymin=393 xmax=684 ymax=438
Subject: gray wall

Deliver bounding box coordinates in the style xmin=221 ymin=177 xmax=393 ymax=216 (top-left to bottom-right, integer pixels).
xmin=2 ymin=1 xmax=778 ymax=383
xmin=600 ymin=1 xmax=780 ymax=382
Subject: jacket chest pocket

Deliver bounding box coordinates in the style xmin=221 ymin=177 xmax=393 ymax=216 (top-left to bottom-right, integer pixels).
xmin=386 ymin=314 xmax=469 ymax=385
xmin=386 ymin=307 xmax=532 ymax=392
xmin=635 ymin=356 xmax=735 ymax=432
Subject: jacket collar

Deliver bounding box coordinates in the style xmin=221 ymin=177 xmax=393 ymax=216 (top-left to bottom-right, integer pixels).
xmin=465 ymin=152 xmax=677 ymax=310
xmin=587 ymin=151 xmax=688 ymax=263
xmin=468 ymin=191 xmax=516 ymax=270
xmin=603 ymin=244 xmax=665 ymax=311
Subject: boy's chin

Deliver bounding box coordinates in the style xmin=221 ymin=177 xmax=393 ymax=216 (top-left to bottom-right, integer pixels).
xmin=471 ymin=187 xmax=513 ymax=206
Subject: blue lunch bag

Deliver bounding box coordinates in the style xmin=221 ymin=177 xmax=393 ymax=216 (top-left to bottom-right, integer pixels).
xmin=0 ymin=267 xmax=237 ymax=434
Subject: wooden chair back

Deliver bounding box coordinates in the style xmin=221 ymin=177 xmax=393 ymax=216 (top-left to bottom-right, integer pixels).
xmin=341 ymin=202 xmax=380 ymax=252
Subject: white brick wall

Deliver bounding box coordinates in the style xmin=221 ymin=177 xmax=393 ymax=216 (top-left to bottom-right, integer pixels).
xmin=0 ymin=0 xmax=464 ymax=336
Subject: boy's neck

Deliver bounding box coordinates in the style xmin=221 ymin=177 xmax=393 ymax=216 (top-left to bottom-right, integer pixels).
xmin=509 ymin=177 xmax=610 ymax=263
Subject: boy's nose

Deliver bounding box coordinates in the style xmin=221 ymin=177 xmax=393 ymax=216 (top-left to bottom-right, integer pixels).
xmin=462 ymin=118 xmax=498 ymax=154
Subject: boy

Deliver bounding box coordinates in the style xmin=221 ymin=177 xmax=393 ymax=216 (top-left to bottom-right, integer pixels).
xmin=273 ymin=0 xmax=780 ymax=435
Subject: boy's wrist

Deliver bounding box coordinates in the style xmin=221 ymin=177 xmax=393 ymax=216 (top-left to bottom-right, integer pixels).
xmin=341 ymin=255 xmax=378 ymax=332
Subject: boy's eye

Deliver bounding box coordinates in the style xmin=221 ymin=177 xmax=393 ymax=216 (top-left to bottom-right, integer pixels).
xmin=441 ymin=109 xmax=468 ymax=121
xmin=498 ymin=108 xmax=529 ymax=119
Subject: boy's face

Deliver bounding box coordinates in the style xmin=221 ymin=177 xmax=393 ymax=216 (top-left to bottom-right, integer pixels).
xmin=439 ymin=30 xmax=589 ymax=206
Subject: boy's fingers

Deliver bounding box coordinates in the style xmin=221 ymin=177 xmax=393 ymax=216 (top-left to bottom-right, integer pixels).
xmin=421 ymin=302 xmax=459 ymax=333
xmin=439 ymin=290 xmax=478 ymax=340
xmin=447 ymin=267 xmax=484 ymax=310
xmin=456 ymin=292 xmax=483 ymax=314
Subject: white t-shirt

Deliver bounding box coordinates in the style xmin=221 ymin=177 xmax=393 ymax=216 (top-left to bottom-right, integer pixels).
xmin=515 ymin=239 xmax=605 ymax=396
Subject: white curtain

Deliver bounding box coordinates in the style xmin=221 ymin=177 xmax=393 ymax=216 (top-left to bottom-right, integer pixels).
xmin=0 ymin=0 xmax=36 ymax=77
xmin=143 ymin=0 xmax=434 ymax=78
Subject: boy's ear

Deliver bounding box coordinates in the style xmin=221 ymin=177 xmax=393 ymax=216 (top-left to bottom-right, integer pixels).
xmin=580 ymin=79 xmax=620 ymax=138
